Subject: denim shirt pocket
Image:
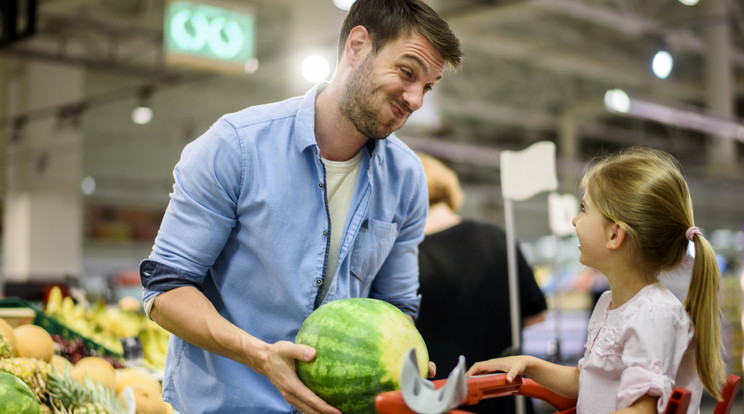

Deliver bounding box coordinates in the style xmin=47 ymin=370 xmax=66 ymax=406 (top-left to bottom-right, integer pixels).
xmin=349 ymin=218 xmax=398 ymax=285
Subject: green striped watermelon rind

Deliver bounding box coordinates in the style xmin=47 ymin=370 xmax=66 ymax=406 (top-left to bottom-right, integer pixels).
xmin=295 ymin=298 xmax=428 ymax=414
xmin=0 ymin=371 xmax=41 ymax=414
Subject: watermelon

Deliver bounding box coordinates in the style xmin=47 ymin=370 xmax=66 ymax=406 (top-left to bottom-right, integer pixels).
xmin=295 ymin=298 xmax=428 ymax=414
xmin=0 ymin=371 xmax=40 ymax=414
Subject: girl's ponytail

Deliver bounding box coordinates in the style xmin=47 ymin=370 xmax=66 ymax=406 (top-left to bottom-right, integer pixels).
xmin=684 ymin=232 xmax=725 ymax=400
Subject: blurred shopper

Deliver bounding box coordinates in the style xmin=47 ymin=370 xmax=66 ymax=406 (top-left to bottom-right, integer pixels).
xmin=138 ymin=1 xmax=462 ymax=413
xmin=467 ymin=147 xmax=725 ymax=414
xmin=415 ymin=152 xmax=547 ymax=414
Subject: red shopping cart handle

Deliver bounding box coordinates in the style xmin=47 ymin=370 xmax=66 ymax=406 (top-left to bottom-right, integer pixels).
xmin=375 ymin=373 xmax=522 ymax=414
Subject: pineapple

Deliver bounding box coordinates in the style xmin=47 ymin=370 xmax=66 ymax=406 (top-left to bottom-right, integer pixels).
xmin=0 ymin=332 xmax=16 ymax=358
xmin=72 ymin=402 xmax=117 ymax=414
xmin=46 ymin=366 xmax=125 ymax=414
xmin=0 ymin=356 xmax=51 ymax=404
xmin=48 ymin=401 xmax=117 ymax=414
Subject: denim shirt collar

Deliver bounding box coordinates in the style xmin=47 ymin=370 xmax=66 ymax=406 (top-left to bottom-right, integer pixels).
xmin=294 ymin=81 xmax=383 ymax=165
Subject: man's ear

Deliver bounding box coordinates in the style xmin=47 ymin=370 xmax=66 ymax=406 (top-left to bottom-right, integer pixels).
xmin=606 ymin=222 xmax=626 ymax=250
xmin=344 ymin=26 xmax=371 ymax=66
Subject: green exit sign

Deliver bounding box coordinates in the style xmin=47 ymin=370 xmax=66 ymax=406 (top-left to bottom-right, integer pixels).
xmin=164 ymin=1 xmax=255 ymax=75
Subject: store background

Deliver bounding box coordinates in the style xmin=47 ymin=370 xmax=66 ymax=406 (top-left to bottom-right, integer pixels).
xmin=0 ymin=0 xmax=741 ymax=411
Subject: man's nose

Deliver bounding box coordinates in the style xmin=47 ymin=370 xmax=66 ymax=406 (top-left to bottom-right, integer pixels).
xmin=402 ymin=87 xmax=424 ymax=112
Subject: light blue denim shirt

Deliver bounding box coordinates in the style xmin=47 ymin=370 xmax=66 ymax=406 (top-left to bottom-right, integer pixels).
xmin=139 ymin=83 xmax=428 ymax=413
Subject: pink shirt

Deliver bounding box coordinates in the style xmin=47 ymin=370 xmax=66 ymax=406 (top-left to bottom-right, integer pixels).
xmin=577 ymin=283 xmax=702 ymax=414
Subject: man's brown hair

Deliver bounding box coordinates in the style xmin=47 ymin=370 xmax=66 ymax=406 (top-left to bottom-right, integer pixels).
xmin=338 ymin=0 xmax=463 ymax=70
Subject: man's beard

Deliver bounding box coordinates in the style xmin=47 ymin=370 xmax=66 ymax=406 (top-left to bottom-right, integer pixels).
xmin=339 ymin=56 xmax=409 ymax=139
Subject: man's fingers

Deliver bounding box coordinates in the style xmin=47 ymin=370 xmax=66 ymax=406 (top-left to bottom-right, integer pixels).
xmin=271 ymin=342 xmax=340 ymax=414
xmin=284 ymin=382 xmax=341 ymax=414
xmin=280 ymin=342 xmax=316 ymax=362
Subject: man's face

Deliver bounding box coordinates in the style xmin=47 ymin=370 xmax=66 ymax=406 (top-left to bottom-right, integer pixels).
xmin=339 ymin=32 xmax=446 ymax=139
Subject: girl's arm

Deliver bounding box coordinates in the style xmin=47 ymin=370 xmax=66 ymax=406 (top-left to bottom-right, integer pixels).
xmin=612 ymin=395 xmax=657 ymax=414
xmin=466 ymin=355 xmax=579 ymax=399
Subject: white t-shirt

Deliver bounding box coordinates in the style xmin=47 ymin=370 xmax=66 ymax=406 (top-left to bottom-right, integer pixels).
xmin=144 ymin=151 xmax=362 ymax=318
xmin=577 ymin=283 xmax=702 ymax=414
xmin=317 ymin=151 xmax=362 ymax=301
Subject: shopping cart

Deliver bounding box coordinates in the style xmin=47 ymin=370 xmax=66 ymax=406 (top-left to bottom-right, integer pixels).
xmin=375 ymin=374 xmax=701 ymax=414
xmin=373 ymin=348 xmax=728 ymax=414
xmin=375 ymin=372 xmax=575 ymax=414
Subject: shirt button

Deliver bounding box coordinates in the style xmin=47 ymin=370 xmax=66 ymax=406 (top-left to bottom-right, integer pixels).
xmin=322 ymin=230 xmax=327 ymax=237
xmin=318 ymin=182 xmax=324 ymax=188
xmin=315 ymin=278 xmax=323 ymax=286
xmin=345 ymin=235 xmax=351 ymax=243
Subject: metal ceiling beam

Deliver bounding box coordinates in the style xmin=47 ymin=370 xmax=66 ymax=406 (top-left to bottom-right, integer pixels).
xmin=530 ymin=0 xmax=744 ymax=66
xmin=453 ymin=29 xmax=704 ymax=102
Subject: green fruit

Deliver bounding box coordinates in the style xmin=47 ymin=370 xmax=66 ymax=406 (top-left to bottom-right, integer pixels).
xmin=295 ymin=298 xmax=428 ymax=414
xmin=0 ymin=371 xmax=41 ymax=414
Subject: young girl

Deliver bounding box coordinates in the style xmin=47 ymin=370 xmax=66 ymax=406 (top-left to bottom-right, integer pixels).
xmin=466 ymin=147 xmax=725 ymax=413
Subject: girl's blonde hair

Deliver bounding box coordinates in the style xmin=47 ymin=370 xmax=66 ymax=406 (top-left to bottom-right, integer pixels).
xmin=417 ymin=152 xmax=464 ymax=211
xmin=581 ymin=146 xmax=725 ymax=400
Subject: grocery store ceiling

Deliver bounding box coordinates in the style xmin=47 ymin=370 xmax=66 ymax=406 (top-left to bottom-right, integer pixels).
xmin=2 ymin=0 xmax=744 ymax=245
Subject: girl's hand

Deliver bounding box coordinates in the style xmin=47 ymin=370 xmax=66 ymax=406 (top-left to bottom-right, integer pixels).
xmin=466 ymin=356 xmax=530 ymax=383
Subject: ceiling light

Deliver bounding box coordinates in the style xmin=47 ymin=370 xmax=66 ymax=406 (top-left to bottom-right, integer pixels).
xmin=132 ymin=86 xmax=155 ymax=125
xmin=603 ymin=89 xmax=630 ymax=113
xmin=131 ymin=106 xmax=153 ymax=125
xmin=81 ymin=176 xmax=96 ymax=195
xmin=301 ymin=55 xmax=330 ymax=82
xmin=678 ymin=0 xmax=699 ymax=6
xmin=244 ymin=57 xmax=259 ymax=74
xmin=604 ymin=89 xmax=744 ymax=141
xmin=652 ymin=50 xmax=673 ymax=79
xmin=332 ymin=0 xmax=356 ymax=11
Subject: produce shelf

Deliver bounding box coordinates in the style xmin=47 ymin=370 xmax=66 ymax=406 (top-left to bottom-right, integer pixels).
xmin=0 ymin=296 xmax=124 ymax=360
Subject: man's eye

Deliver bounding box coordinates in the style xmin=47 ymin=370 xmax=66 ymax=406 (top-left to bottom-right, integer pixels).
xmin=401 ymin=68 xmax=413 ymax=78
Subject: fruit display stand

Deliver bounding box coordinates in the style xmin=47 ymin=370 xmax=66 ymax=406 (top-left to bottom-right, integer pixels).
xmin=0 ymin=306 xmax=36 ymax=328
xmin=0 ymin=296 xmax=124 ymax=362
xmin=1 ymin=294 xmax=174 ymax=414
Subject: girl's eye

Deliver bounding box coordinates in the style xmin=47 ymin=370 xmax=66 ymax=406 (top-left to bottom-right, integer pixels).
xmin=579 ymin=203 xmax=586 ymax=213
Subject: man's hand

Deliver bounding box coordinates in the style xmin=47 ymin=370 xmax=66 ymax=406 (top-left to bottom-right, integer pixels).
xmin=259 ymin=341 xmax=342 ymax=414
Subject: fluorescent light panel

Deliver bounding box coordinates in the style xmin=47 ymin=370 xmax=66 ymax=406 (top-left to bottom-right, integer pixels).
xmin=604 ymin=89 xmax=744 ymax=141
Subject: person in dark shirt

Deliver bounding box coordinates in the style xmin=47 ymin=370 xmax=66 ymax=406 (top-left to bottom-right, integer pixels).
xmin=416 ymin=152 xmax=548 ymax=413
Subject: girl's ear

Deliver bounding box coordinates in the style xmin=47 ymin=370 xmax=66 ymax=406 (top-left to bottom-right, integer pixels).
xmin=606 ymin=222 xmax=626 ymax=250
xmin=344 ymin=25 xmax=371 ymax=66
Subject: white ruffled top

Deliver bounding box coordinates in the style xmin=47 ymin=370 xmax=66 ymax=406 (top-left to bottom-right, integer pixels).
xmin=577 ymin=283 xmax=702 ymax=414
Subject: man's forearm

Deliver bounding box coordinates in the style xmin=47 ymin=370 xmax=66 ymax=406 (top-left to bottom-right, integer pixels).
xmin=151 ymin=286 xmax=269 ymax=371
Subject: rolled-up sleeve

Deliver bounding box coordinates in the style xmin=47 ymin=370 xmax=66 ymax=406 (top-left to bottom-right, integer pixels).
xmin=617 ymin=364 xmax=675 ymax=412
xmin=140 ymin=118 xmax=243 ymax=301
xmin=616 ymin=303 xmax=693 ymax=411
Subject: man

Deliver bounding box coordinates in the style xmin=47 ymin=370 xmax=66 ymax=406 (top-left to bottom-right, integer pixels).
xmin=139 ymin=1 xmax=462 ymax=413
